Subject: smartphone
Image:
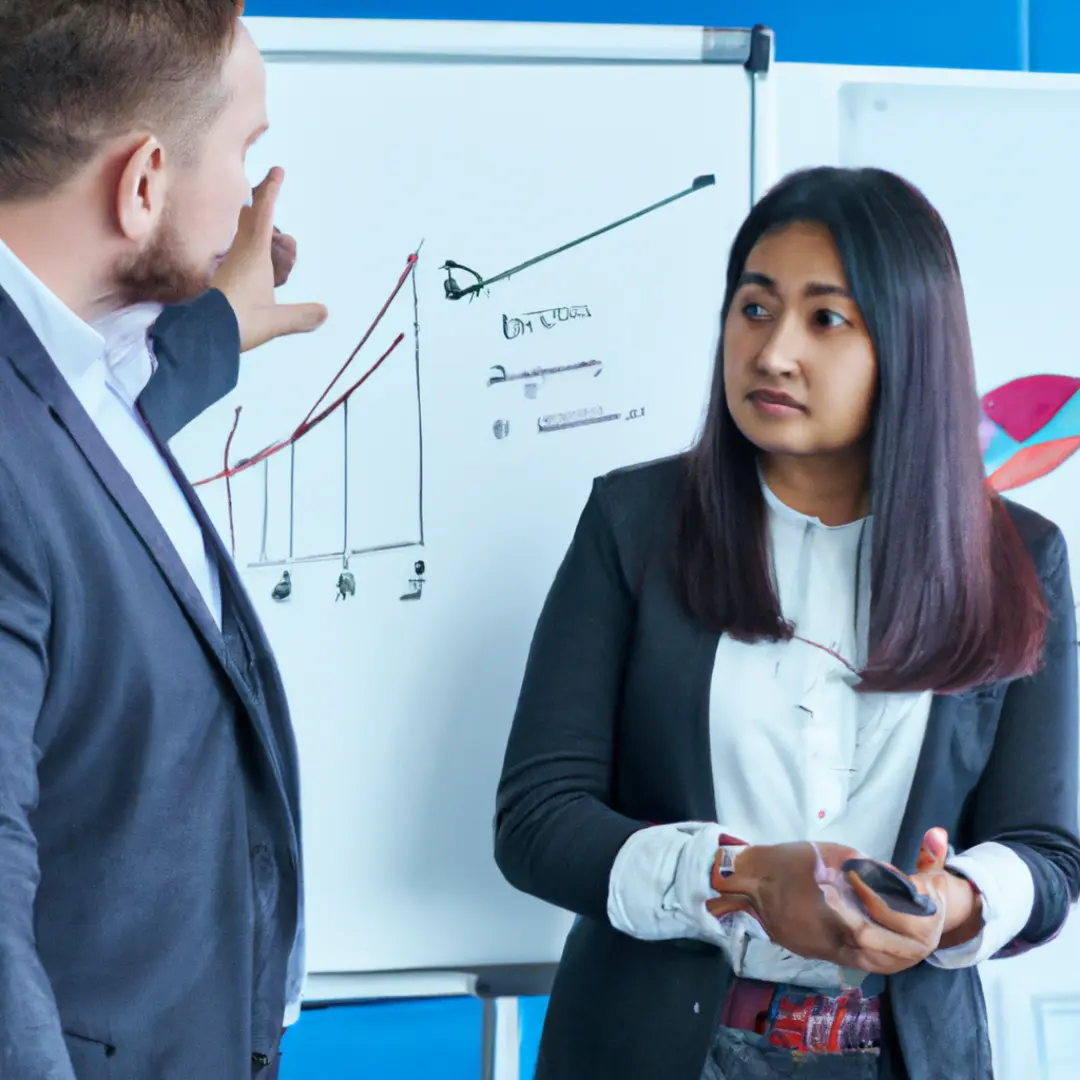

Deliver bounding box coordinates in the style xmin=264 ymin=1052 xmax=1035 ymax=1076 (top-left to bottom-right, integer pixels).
xmin=841 ymin=858 xmax=938 ymax=917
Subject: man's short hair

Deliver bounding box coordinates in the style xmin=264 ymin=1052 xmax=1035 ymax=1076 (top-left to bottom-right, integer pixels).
xmin=0 ymin=1 xmax=243 ymax=202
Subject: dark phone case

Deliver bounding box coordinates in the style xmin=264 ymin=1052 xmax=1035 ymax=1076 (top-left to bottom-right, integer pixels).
xmin=841 ymin=858 xmax=938 ymax=917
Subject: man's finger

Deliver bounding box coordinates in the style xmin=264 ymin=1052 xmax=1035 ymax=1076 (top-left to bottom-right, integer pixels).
xmin=253 ymin=302 xmax=328 ymax=349
xmin=251 ymin=167 xmax=282 ymax=199
xmin=250 ymin=166 xmax=285 ymax=240
xmin=271 ymin=232 xmax=298 ymax=289
xmin=271 ymin=232 xmax=297 ymax=262
xmin=271 ymin=231 xmax=296 ymax=255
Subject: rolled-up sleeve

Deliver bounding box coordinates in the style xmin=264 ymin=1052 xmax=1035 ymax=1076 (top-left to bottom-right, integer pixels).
xmin=928 ymin=842 xmax=1036 ymax=968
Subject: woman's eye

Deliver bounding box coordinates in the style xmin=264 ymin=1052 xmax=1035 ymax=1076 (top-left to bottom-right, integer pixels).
xmin=742 ymin=302 xmax=769 ymax=319
xmin=815 ymin=309 xmax=847 ymax=329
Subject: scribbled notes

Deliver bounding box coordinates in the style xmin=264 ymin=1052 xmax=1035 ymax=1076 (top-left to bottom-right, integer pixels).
xmin=537 ymin=407 xmax=621 ymax=433
xmin=502 ymin=305 xmax=593 ymax=340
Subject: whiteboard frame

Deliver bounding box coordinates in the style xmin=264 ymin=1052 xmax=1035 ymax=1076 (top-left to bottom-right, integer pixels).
xmin=246 ymin=15 xmax=758 ymax=65
xmin=235 ymin=11 xmax=772 ymax=1008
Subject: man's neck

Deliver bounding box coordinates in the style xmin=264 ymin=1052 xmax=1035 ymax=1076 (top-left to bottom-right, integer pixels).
xmin=0 ymin=200 xmax=117 ymax=322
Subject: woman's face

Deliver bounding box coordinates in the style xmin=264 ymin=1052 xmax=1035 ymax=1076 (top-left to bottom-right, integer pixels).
xmin=723 ymin=221 xmax=878 ymax=460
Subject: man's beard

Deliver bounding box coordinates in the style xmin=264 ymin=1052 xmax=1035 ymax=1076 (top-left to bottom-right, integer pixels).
xmin=112 ymin=208 xmax=217 ymax=308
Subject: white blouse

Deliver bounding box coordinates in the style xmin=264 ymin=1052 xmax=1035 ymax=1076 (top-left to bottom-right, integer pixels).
xmin=606 ymin=479 xmax=1034 ymax=989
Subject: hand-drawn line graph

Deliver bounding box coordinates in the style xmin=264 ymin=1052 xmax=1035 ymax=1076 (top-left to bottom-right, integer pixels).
xmin=193 ymin=174 xmax=714 ymax=588
xmin=195 ymin=247 xmax=426 ymax=580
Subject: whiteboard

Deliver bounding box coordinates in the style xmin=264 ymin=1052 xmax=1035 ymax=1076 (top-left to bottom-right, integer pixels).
xmin=771 ymin=64 xmax=1080 ymax=1080
xmin=171 ymin=17 xmax=759 ymax=979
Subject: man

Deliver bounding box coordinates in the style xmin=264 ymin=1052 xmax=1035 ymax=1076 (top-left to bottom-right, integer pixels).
xmin=0 ymin=4 xmax=321 ymax=1077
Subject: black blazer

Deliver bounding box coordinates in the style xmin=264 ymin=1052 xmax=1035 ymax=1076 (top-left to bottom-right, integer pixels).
xmin=0 ymin=287 xmax=302 ymax=1079
xmin=495 ymin=455 xmax=1079 ymax=1080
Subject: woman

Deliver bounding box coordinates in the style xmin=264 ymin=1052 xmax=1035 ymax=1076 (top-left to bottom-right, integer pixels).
xmin=494 ymin=166 xmax=1079 ymax=1080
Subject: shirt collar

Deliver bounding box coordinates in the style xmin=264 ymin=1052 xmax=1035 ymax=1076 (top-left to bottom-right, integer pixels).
xmin=0 ymin=238 xmax=163 ymax=412
xmin=91 ymin=302 xmax=164 ymax=405
xmin=0 ymin=236 xmax=105 ymax=410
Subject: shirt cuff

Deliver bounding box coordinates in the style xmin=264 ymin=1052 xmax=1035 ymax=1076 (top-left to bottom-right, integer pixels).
xmin=926 ymin=841 xmax=1036 ymax=968
xmin=606 ymin=823 xmax=747 ymax=945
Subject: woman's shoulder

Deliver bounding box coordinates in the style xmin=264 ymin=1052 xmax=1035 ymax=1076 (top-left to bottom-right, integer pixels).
xmin=592 ymin=453 xmax=687 ymax=530
xmin=1000 ymin=496 xmax=1070 ymax=571
xmin=583 ymin=455 xmax=688 ymax=594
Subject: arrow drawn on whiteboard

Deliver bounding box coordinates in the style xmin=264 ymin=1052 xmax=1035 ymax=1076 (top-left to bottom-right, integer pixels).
xmin=487 ymin=359 xmax=603 ymax=387
xmin=440 ymin=174 xmax=716 ymax=301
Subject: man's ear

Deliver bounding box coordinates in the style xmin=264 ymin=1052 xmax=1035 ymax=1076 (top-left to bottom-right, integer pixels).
xmin=115 ymin=136 xmax=166 ymax=244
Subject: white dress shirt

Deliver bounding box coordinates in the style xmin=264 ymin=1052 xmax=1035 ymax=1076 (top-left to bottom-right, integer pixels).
xmin=0 ymin=239 xmax=303 ymax=1026
xmin=0 ymin=242 xmax=221 ymax=625
xmin=607 ymin=476 xmax=1036 ymax=989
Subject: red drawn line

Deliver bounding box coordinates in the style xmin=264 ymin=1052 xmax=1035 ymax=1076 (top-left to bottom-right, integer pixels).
xmin=297 ymin=252 xmax=419 ymax=433
xmin=194 ymin=333 xmax=404 ymax=487
xmin=193 ymin=250 xmax=420 ymax=490
xmin=223 ymin=406 xmax=242 ymax=556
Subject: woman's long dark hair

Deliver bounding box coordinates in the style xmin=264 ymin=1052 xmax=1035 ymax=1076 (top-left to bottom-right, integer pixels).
xmin=679 ymin=166 xmax=1048 ymax=693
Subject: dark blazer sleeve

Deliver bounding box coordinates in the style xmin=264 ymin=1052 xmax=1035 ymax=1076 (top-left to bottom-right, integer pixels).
xmin=0 ymin=462 xmax=76 ymax=1079
xmin=494 ymin=478 xmax=649 ymax=922
xmin=969 ymin=527 xmax=1079 ymax=955
xmin=137 ymin=289 xmax=241 ymax=444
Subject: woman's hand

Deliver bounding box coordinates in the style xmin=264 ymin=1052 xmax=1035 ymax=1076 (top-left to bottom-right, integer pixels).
xmin=705 ymin=840 xmax=875 ymax=963
xmin=705 ymin=828 xmax=980 ymax=975
xmin=860 ymin=828 xmax=983 ymax=952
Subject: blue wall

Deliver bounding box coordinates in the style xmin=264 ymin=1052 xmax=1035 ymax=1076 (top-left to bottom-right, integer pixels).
xmin=279 ymin=999 xmax=484 ymax=1079
xmin=245 ymin=0 xmax=1080 ymax=73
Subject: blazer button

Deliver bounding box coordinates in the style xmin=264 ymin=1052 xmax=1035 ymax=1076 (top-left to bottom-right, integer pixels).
xmin=252 ymin=1052 xmax=271 ymax=1068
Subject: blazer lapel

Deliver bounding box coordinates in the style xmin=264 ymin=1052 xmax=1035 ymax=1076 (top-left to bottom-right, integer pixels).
xmin=147 ymin=431 xmax=282 ymax=712
xmin=1 ymin=299 xmax=232 ymax=676
xmin=147 ymin=428 xmax=302 ymax=850
xmin=687 ymin=629 xmax=723 ymax=820
xmin=640 ymin=543 xmax=722 ymax=822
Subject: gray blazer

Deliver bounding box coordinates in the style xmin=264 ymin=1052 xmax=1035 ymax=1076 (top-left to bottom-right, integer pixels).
xmin=0 ymin=288 xmax=302 ymax=1080
xmin=495 ymin=455 xmax=1079 ymax=1080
